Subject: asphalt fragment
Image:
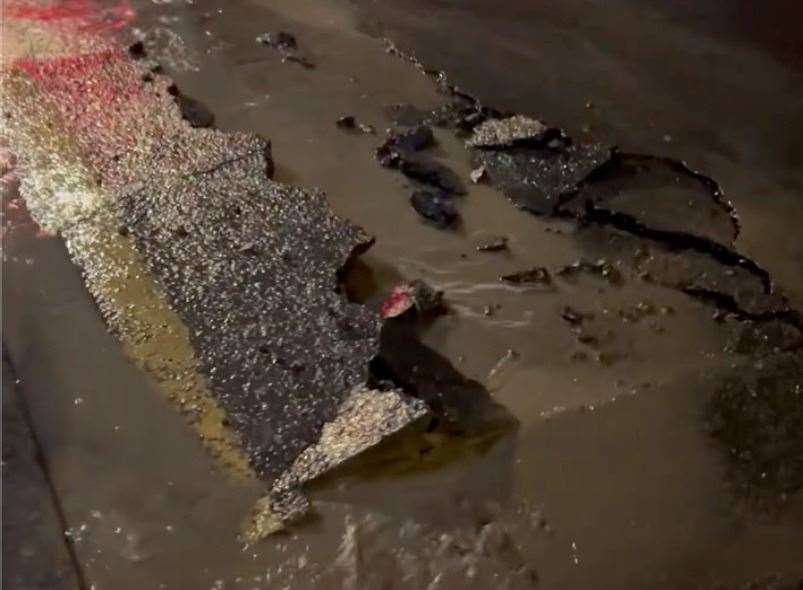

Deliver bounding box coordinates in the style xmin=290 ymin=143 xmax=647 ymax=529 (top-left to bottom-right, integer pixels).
xmin=470 ymin=165 xmax=487 ymax=183
xmin=400 ymin=158 xmax=466 ymax=195
xmin=256 ymin=31 xmax=297 ymax=51
xmin=4 ymin=41 xmax=429 ymax=534
xmin=560 ymin=306 xmax=589 ymax=326
xmin=336 ymin=115 xmax=375 ymax=134
xmin=500 ymin=267 xmax=552 ymax=286
xmin=379 ymin=280 xmax=445 ymax=319
xmin=375 ymin=124 xmax=435 ymax=166
xmin=556 ymin=258 xmax=622 ymax=285
xmin=471 ymin=139 xmax=611 ymax=215
xmin=476 ymin=235 xmax=508 ymax=252
xmin=410 ymin=189 xmax=459 ymax=228
xmin=383 ymin=102 xmax=433 ymax=127
xmin=281 ymin=53 xmax=315 ymax=69
xmin=256 ymin=30 xmax=314 ymax=69
xmin=466 ymin=115 xmax=549 ymax=148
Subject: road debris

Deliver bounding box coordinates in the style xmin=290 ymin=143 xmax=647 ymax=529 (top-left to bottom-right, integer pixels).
xmin=255 ymin=31 xmax=297 ymax=51
xmin=281 ymin=53 xmax=315 ymax=69
xmin=466 ymin=115 xmax=549 ymax=148
xmin=383 ymin=102 xmax=433 ymax=127
xmin=410 ymin=188 xmax=459 ymax=228
xmin=256 ymin=30 xmax=314 ymax=68
xmin=556 ymin=259 xmax=622 ymax=285
xmin=560 ymin=306 xmax=589 ymax=326
xmin=376 ymin=124 xmax=464 ymax=195
xmin=400 ymin=159 xmax=466 ymax=195
xmin=379 ymin=280 xmax=445 ymax=319
xmin=336 ymin=115 xmax=375 ymax=134
xmin=475 ymin=235 xmax=508 ymax=252
xmin=167 ymin=83 xmax=214 ymax=128
xmin=500 ymin=266 xmax=552 ymax=286
xmin=3 ymin=31 xmax=430 ymax=534
xmin=375 ymin=124 xmax=434 ymax=164
xmin=470 ymin=165 xmax=487 ymax=183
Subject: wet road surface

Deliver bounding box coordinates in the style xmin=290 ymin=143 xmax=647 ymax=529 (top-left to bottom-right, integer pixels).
xmin=2 ymin=0 xmax=803 ymax=588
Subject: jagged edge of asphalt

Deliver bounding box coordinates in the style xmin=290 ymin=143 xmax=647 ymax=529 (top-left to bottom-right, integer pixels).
xmin=682 ymin=287 xmax=803 ymax=334
xmin=382 ymin=39 xmax=740 ymax=240
xmin=558 ymin=150 xmax=739 ymax=242
xmin=381 ymin=38 xmax=801 ymax=330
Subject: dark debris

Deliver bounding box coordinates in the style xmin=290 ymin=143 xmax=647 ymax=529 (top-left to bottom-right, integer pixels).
xmin=500 ymin=267 xmax=552 ymax=286
xmin=410 ymin=189 xmax=459 ymax=228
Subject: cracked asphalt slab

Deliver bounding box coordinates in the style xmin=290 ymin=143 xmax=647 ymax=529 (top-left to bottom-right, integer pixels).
xmin=3 ymin=0 xmax=803 ymax=588
xmin=2 ymin=8 xmax=433 ymax=536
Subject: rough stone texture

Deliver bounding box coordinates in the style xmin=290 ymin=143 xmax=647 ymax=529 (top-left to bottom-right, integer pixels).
xmin=120 ymin=152 xmax=381 ymax=481
xmin=274 ymin=386 xmax=429 ymax=491
xmin=471 ymin=141 xmax=611 ymax=215
xmin=466 ymin=115 xmax=548 ymax=148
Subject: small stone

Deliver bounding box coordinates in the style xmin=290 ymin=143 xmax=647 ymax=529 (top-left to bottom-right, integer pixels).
xmin=255 ymin=31 xmax=297 ymax=50
xmin=476 ymin=235 xmax=507 ymax=252
xmin=379 ymin=280 xmax=444 ymax=319
xmin=500 ymin=267 xmax=551 ymax=286
xmin=410 ymin=189 xmax=458 ymax=228
xmin=400 ymin=159 xmax=466 ymax=196
xmin=466 ymin=115 xmax=549 ymax=148
xmin=560 ymin=306 xmax=585 ymax=325
xmin=470 ymin=166 xmax=487 ymax=184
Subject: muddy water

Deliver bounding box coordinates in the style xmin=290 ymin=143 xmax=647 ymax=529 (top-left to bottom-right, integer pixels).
xmin=3 ymin=0 xmax=802 ymax=588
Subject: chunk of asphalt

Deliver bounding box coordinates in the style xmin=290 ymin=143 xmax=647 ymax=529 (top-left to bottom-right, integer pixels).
xmin=383 ymin=102 xmax=433 ymax=127
xmin=5 ymin=40 xmax=430 ymax=534
xmin=336 ymin=115 xmax=356 ymax=129
xmin=255 ymin=31 xmax=298 ymax=51
xmin=466 ymin=115 xmax=549 ymax=148
xmin=376 ymin=124 xmax=435 ymax=167
xmin=410 ymin=189 xmax=459 ymax=228
xmin=475 ymin=235 xmax=508 ymax=252
xmin=500 ymin=266 xmax=552 ymax=286
xmin=401 ymin=158 xmax=466 ymax=195
xmin=379 ymin=280 xmax=445 ymax=319
xmin=471 ymin=141 xmax=611 ymax=215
